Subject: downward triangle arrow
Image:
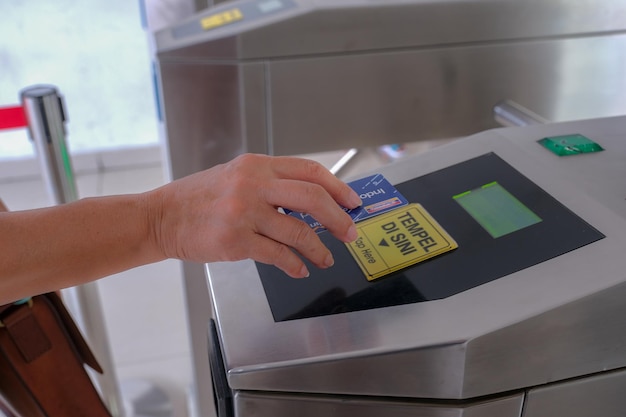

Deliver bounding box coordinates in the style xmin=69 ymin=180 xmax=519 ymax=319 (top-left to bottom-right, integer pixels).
xmin=379 ymin=238 xmax=389 ymax=247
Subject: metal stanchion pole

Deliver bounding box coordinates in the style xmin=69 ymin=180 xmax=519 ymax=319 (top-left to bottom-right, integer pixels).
xmin=20 ymin=86 xmax=78 ymax=204
xmin=19 ymin=85 xmax=173 ymax=417
xmin=20 ymin=85 xmax=126 ymax=417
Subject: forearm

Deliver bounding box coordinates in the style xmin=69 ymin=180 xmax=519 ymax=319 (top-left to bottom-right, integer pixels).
xmin=0 ymin=194 xmax=164 ymax=304
xmin=0 ymin=154 xmax=361 ymax=304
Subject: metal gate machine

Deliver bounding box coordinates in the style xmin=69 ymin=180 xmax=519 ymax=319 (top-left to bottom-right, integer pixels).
xmin=154 ymin=1 xmax=626 ymax=415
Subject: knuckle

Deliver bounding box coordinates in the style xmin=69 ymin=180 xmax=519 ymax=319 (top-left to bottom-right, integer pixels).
xmin=227 ymin=154 xmax=251 ymax=176
xmin=233 ymin=153 xmax=265 ymax=171
xmin=273 ymin=243 xmax=293 ymax=262
xmin=302 ymin=159 xmax=325 ymax=180
xmin=303 ymin=184 xmax=326 ymax=208
xmin=290 ymin=222 xmax=314 ymax=247
xmin=271 ymin=244 xmax=303 ymax=277
xmin=227 ymin=155 xmax=266 ymax=193
xmin=234 ymin=153 xmax=256 ymax=166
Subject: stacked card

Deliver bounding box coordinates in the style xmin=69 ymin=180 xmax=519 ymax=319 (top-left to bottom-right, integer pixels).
xmin=283 ymin=174 xmax=409 ymax=232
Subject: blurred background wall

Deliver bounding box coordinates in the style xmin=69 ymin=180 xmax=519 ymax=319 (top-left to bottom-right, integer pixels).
xmin=0 ymin=0 xmax=158 ymax=160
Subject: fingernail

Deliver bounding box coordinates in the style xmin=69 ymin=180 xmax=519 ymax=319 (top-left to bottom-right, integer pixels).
xmin=349 ymin=192 xmax=362 ymax=208
xmin=299 ymin=265 xmax=310 ymax=278
xmin=324 ymin=253 xmax=334 ymax=268
xmin=346 ymin=225 xmax=358 ymax=242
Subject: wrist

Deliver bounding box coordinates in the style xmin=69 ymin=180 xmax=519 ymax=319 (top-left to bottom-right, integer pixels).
xmin=140 ymin=188 xmax=169 ymax=262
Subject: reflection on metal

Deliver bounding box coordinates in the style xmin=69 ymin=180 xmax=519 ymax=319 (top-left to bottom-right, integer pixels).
xmin=329 ymin=148 xmax=358 ymax=176
xmin=494 ymin=100 xmax=549 ymax=128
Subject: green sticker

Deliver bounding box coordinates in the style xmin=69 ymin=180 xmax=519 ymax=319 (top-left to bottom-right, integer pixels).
xmin=538 ymin=134 xmax=604 ymax=156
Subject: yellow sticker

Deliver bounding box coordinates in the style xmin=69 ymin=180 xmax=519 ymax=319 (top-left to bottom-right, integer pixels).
xmin=346 ymin=204 xmax=458 ymax=281
xmin=201 ymin=8 xmax=243 ymax=30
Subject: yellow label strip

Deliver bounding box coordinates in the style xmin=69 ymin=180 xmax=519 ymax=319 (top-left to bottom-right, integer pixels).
xmin=201 ymin=8 xmax=243 ymax=31
xmin=346 ymin=204 xmax=458 ymax=281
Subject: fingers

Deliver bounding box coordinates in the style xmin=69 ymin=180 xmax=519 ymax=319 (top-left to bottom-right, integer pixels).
xmin=256 ymin=208 xmax=334 ymax=276
xmin=157 ymin=154 xmax=363 ymax=278
xmin=263 ymin=179 xmax=358 ymax=243
xmin=271 ymin=157 xmax=362 ymax=209
xmin=246 ymin=233 xmax=310 ymax=278
xmin=240 ymin=155 xmax=361 ymax=275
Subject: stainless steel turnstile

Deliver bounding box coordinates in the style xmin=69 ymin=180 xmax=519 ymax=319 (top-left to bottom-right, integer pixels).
xmin=207 ymin=115 xmax=626 ymax=416
xmin=154 ymin=2 xmax=626 ymax=415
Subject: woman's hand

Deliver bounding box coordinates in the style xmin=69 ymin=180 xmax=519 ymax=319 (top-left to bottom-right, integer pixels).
xmin=147 ymin=154 xmax=361 ymax=278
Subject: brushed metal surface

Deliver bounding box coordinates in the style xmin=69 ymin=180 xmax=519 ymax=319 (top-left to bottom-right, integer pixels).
xmin=207 ymin=116 xmax=626 ymax=399
xmin=234 ymin=391 xmax=524 ymax=417
xmin=159 ymin=62 xmax=267 ymax=180
xmin=523 ymin=368 xmax=626 ymax=417
xmin=267 ymin=35 xmax=626 ymax=155
xmin=156 ymin=0 xmax=626 ymax=59
xmin=157 ymin=1 xmax=626 ymax=159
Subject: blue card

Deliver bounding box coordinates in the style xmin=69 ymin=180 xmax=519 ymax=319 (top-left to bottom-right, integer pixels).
xmin=283 ymin=174 xmax=409 ymax=234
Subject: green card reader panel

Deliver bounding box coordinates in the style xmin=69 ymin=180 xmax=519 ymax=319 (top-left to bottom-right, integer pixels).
xmin=453 ymin=182 xmax=542 ymax=238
